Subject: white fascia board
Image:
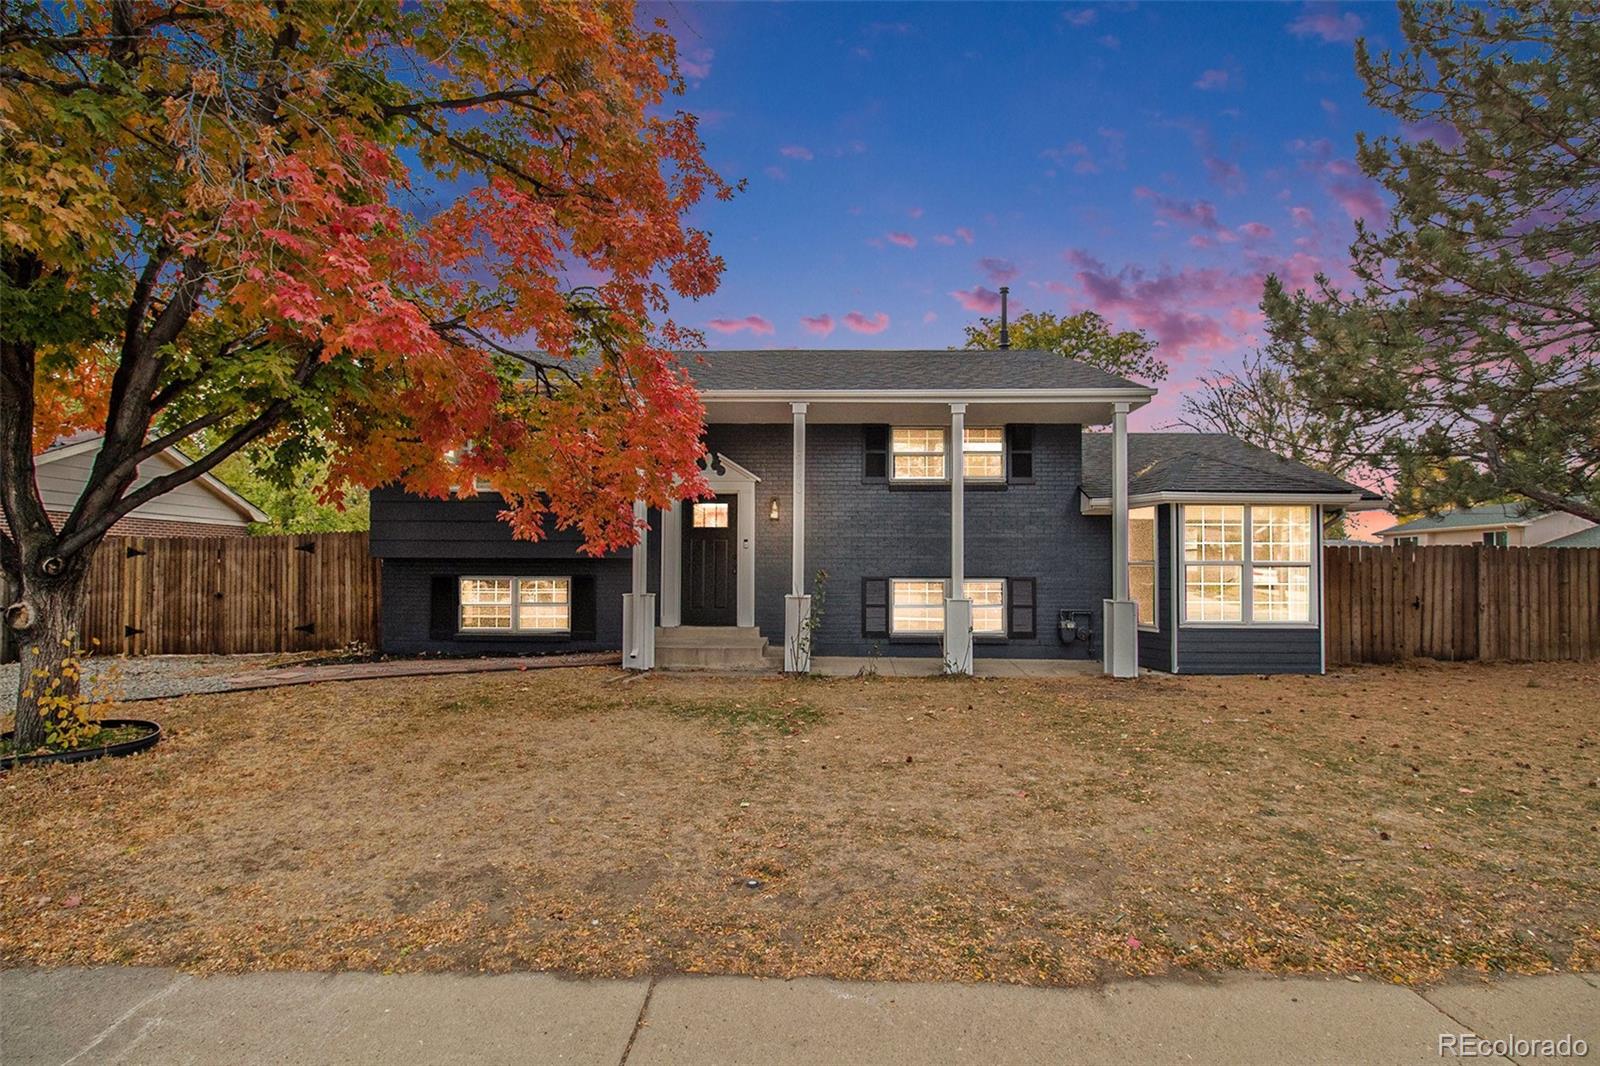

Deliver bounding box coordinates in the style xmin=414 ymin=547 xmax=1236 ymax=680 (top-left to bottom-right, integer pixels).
xmin=698 ymin=387 xmax=1157 ymax=406
xmin=1080 ymin=490 xmax=1374 ymax=515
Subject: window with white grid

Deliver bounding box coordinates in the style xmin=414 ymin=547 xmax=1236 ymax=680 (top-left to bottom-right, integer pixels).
xmin=891 ymin=428 xmax=947 ymax=481
xmin=459 ymin=576 xmax=571 ymax=634
xmin=1181 ymin=505 xmax=1315 ymax=625
xmin=962 ymin=427 xmax=1005 ymax=481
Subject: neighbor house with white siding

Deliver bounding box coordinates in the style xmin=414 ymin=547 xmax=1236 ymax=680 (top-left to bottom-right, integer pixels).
xmin=20 ymin=433 xmax=266 ymax=538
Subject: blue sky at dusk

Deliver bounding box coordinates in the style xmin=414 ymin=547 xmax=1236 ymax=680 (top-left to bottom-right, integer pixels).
xmin=657 ymin=1 xmax=1405 ymax=429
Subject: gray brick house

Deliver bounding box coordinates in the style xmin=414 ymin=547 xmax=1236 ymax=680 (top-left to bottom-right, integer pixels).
xmin=370 ymin=349 xmax=1382 ymax=675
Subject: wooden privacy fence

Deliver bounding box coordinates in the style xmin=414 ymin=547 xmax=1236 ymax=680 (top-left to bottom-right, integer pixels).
xmin=80 ymin=531 xmax=380 ymax=656
xmin=1324 ymin=544 xmax=1600 ymax=665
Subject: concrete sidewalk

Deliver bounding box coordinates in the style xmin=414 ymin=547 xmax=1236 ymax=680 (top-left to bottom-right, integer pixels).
xmin=3 ymin=968 xmax=1595 ymax=1066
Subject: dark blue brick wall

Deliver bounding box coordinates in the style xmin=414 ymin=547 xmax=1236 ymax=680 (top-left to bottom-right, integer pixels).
xmin=380 ymin=557 xmax=629 ymax=656
xmin=703 ymin=422 xmax=1109 ymax=660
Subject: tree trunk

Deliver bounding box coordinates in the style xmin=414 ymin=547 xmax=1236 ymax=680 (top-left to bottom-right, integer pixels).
xmin=7 ymin=548 xmax=96 ymax=751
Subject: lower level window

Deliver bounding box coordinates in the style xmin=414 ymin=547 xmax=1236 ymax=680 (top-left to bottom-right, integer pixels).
xmin=890 ymin=578 xmax=1006 ymax=636
xmin=460 ymin=576 xmax=571 ymax=634
xmin=890 ymin=580 xmax=945 ymax=633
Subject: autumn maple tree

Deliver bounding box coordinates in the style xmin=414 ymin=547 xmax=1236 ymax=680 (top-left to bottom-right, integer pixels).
xmin=1 ymin=0 xmax=734 ymax=748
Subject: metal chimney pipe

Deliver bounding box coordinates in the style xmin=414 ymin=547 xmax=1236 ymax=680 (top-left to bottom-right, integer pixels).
xmin=998 ymin=286 xmax=1010 ymax=349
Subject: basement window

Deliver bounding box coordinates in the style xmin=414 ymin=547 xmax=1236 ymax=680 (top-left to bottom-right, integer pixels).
xmin=459 ymin=577 xmax=571 ymax=634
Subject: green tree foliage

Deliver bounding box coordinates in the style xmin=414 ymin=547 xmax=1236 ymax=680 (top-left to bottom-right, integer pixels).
xmin=960 ymin=310 xmax=1167 ymax=384
xmin=1264 ymin=1 xmax=1600 ymax=523
xmin=215 ymin=454 xmax=369 ymax=534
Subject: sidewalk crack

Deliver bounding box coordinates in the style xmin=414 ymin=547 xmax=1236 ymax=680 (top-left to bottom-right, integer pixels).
xmin=619 ymin=976 xmax=658 ymax=1066
xmin=1415 ymin=988 xmax=1522 ymax=1066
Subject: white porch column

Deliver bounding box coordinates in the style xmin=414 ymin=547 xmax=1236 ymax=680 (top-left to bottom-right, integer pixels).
xmin=944 ymin=402 xmax=973 ymax=674
xmin=1103 ymin=402 xmax=1137 ymax=678
xmin=784 ymin=403 xmax=812 ymax=672
xmin=660 ymin=500 xmax=681 ymax=627
xmin=622 ymin=498 xmax=655 ymax=670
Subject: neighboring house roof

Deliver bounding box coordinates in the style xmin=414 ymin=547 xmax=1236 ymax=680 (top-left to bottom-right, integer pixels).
xmin=680 ymin=349 xmax=1151 ymax=393
xmin=35 ymin=433 xmax=268 ymax=524
xmin=1080 ymin=433 xmax=1382 ymax=504
xmin=1546 ymin=525 xmax=1600 ymax=548
xmin=1374 ymin=502 xmax=1545 ymax=537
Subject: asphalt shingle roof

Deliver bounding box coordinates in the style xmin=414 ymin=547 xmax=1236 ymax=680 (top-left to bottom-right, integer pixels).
xmin=678 ymin=349 xmax=1152 ymax=392
xmin=1080 ymin=433 xmax=1379 ymax=500
xmin=1377 ymin=502 xmax=1546 ymax=534
xmin=1547 ymin=525 xmax=1600 ymax=547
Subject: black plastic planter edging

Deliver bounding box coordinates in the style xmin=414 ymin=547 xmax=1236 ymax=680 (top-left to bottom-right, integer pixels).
xmin=0 ymin=719 xmax=162 ymax=771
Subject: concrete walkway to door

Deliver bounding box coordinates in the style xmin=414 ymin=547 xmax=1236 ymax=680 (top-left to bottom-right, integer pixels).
xmin=811 ymin=655 xmax=1100 ymax=677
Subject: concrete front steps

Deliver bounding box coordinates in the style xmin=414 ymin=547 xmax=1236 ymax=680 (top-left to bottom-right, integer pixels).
xmin=655 ymin=626 xmax=774 ymax=671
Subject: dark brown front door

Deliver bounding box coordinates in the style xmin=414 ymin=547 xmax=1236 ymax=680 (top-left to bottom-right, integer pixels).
xmin=683 ymin=495 xmax=737 ymax=626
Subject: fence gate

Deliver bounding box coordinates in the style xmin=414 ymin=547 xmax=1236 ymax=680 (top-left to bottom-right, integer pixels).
xmin=78 ymin=531 xmax=381 ymax=656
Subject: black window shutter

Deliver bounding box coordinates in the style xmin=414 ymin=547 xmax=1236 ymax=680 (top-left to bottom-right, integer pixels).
xmin=570 ymin=576 xmax=597 ymax=640
xmin=1007 ymin=425 xmax=1034 ymax=482
xmin=862 ymin=577 xmax=889 ymax=637
xmin=863 ymin=425 xmax=889 ymax=480
xmin=429 ymin=575 xmax=458 ymax=639
xmin=1008 ymin=578 xmax=1036 ymax=638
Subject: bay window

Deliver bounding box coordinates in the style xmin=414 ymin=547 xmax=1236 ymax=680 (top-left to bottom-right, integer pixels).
xmin=1181 ymin=505 xmax=1314 ymax=624
xmin=460 ymin=576 xmax=572 ymax=634
xmin=1129 ymin=506 xmax=1157 ymax=627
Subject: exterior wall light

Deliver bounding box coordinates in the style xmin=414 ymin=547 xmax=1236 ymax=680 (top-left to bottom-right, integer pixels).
xmin=769 ymin=498 xmax=780 ymax=521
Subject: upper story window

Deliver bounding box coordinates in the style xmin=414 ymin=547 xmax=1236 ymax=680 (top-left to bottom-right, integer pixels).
xmin=1181 ymin=505 xmax=1314 ymax=625
xmin=888 ymin=426 xmax=1006 ymax=482
xmin=891 ymin=428 xmax=946 ymax=480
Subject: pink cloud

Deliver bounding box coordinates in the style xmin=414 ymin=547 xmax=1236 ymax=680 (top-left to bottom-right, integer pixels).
xmin=1135 ymin=187 xmax=1220 ymax=230
xmin=922 ymin=311 xmax=938 ymax=324
xmin=950 ymin=286 xmax=1002 ymax=313
xmin=1329 ymin=181 xmax=1385 ymax=220
xmin=680 ymin=46 xmax=714 ymax=81
xmin=1238 ymin=221 xmax=1273 ymax=240
xmin=954 ymin=226 xmax=975 ymax=244
xmin=980 ymin=257 xmax=1019 ymax=283
xmin=908 ymin=206 xmax=924 ymax=219
xmin=843 ymin=310 xmax=890 ymax=334
xmin=1098 ymin=34 xmax=1120 ymax=49
xmin=779 ymin=144 xmax=813 ymax=160
xmin=886 ymin=231 xmax=918 ymax=248
xmin=1194 ymin=68 xmax=1231 ymax=91
xmin=707 ymin=315 xmax=775 ymax=336
xmin=1061 ymin=6 xmax=1097 ymax=26
xmin=1189 ymin=234 xmax=1215 ymax=249
xmin=764 ymin=165 xmax=788 ymax=181
xmin=1203 ymin=155 xmax=1245 ymax=194
xmin=800 ymin=314 xmax=835 ymax=337
xmin=1320 ymin=98 xmax=1339 ymax=117
xmin=1290 ymin=205 xmax=1315 ymax=226
xmin=932 ymin=233 xmax=957 ymax=246
xmin=1287 ymin=4 xmax=1364 ymax=43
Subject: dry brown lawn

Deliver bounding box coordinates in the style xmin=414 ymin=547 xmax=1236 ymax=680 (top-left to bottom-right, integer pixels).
xmin=3 ymin=661 xmax=1598 ymax=987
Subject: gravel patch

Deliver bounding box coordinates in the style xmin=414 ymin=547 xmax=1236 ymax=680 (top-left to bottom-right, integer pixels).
xmin=0 ymin=654 xmax=294 ymax=714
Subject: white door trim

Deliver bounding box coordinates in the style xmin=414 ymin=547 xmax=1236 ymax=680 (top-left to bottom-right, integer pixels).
xmin=662 ymin=454 xmax=758 ymax=629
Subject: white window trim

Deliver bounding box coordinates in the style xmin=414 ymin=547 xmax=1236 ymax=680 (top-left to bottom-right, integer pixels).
xmin=888 ymin=577 xmax=1007 ymax=637
xmin=961 ymin=426 xmax=1007 ymax=483
xmin=458 ymin=576 xmax=573 ymax=636
xmin=1178 ymin=505 xmax=1319 ymax=628
xmin=887 ymin=426 xmax=1007 ymax=483
xmin=1129 ymin=506 xmax=1158 ymax=633
xmin=889 ymin=427 xmax=949 ymax=482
